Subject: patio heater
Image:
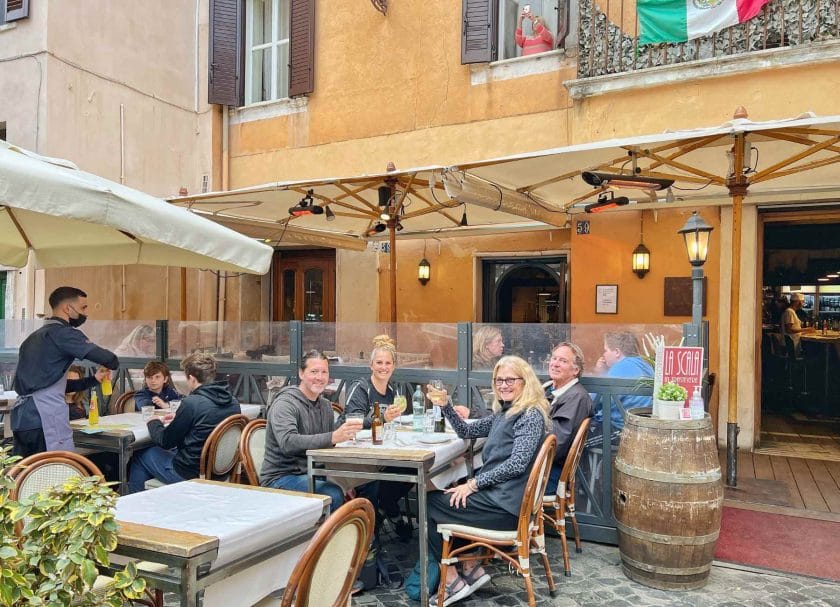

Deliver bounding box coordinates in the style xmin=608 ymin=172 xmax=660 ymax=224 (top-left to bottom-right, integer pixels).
xmin=678 ymin=211 xmax=713 ymax=348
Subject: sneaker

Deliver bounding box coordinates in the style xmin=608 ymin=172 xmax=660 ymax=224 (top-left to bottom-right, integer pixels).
xmin=350 ymin=579 xmax=364 ymax=595
xmin=429 ymin=575 xmax=471 ymax=607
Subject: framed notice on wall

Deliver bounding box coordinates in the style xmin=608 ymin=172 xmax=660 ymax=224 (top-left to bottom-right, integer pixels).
xmin=596 ymin=284 xmax=618 ymax=314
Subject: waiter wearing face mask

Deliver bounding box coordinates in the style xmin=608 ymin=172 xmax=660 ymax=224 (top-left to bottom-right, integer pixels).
xmin=11 ymin=286 xmax=119 ymax=457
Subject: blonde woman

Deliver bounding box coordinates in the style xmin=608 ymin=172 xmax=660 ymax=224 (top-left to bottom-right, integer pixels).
xmin=342 ymin=335 xmax=402 ymax=428
xmin=472 ymin=326 xmax=504 ymax=370
xmin=420 ymin=355 xmax=549 ymax=605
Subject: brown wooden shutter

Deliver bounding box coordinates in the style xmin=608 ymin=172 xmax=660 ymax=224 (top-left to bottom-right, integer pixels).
xmin=208 ymin=0 xmax=244 ymax=106
xmin=556 ymin=0 xmax=570 ymax=48
xmin=289 ymin=0 xmax=315 ymax=97
xmin=461 ymin=0 xmax=495 ymax=64
xmin=4 ymin=0 xmax=30 ymax=21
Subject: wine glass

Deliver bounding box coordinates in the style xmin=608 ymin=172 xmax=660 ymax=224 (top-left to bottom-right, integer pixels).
xmin=346 ymin=413 xmax=365 ymax=445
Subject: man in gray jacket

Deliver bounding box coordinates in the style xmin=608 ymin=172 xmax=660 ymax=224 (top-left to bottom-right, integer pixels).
xmin=261 ymin=350 xmax=370 ymax=512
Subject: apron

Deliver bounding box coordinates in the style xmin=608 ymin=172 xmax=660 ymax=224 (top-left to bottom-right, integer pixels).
xmin=10 ymin=318 xmax=75 ymax=451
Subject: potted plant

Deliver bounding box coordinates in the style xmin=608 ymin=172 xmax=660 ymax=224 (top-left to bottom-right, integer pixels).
xmin=654 ymin=382 xmax=688 ymax=420
xmin=0 ymin=448 xmax=147 ymax=606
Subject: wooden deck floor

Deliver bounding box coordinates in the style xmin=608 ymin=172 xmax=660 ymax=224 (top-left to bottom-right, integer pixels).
xmin=726 ymin=449 xmax=840 ymax=513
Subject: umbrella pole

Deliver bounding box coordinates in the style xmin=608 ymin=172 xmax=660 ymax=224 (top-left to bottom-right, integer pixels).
xmin=389 ymin=220 xmax=397 ymax=323
xmin=725 ymin=131 xmax=748 ymax=487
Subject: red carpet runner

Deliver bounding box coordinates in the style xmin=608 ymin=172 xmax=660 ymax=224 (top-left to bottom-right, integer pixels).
xmin=715 ymin=506 xmax=840 ymax=581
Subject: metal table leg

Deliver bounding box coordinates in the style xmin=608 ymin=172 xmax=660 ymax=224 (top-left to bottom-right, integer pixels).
xmin=418 ymin=465 xmax=429 ymax=606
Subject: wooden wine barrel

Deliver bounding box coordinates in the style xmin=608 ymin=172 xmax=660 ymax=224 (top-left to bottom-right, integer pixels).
xmin=613 ymin=409 xmax=723 ymax=590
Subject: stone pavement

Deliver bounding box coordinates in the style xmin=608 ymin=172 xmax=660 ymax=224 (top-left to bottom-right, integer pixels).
xmin=165 ymin=529 xmax=840 ymax=606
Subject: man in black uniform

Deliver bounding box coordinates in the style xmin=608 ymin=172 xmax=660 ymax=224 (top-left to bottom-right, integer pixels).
xmin=11 ymin=286 xmax=119 ymax=457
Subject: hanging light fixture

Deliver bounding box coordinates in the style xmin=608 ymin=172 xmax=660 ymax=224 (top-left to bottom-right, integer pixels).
xmin=325 ymin=205 xmax=336 ymax=221
xmin=418 ymin=240 xmax=430 ymax=285
xmin=459 ymin=205 xmax=468 ymax=227
xmin=632 ymin=212 xmax=651 ymax=279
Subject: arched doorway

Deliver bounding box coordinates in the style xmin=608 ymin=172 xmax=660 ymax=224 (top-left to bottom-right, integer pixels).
xmin=482 ymin=257 xmax=568 ymax=323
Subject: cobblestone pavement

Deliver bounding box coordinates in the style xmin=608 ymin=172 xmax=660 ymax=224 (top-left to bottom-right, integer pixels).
xmin=164 ymin=529 xmax=840 ymax=606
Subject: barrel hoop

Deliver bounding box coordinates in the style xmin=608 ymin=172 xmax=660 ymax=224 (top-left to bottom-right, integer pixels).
xmin=615 ymin=460 xmax=722 ymax=484
xmin=621 ymin=553 xmax=713 ymax=576
xmin=616 ymin=520 xmax=720 ymax=545
xmin=625 ymin=412 xmax=710 ymax=430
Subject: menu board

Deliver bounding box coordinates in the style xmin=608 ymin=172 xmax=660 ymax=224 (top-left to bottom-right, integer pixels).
xmin=653 ymin=345 xmax=705 ymax=405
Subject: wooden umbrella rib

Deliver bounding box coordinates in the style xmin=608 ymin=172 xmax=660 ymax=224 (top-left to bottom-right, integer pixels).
xmin=750 ymin=134 xmax=840 ymax=182
xmin=634 ymin=150 xmax=726 ymax=184
xmin=562 ymin=188 xmax=605 ymax=210
xmin=2 ymin=206 xmax=33 ymax=248
xmin=758 ymin=131 xmax=840 ymax=154
xmin=750 ymin=153 xmax=840 ymax=184
xmin=334 ymin=183 xmax=379 ymax=212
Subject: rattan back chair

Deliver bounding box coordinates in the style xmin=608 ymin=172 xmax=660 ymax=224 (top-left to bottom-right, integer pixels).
xmin=108 ymin=390 xmax=137 ymax=415
xmin=199 ymin=413 xmax=249 ymax=481
xmin=237 ymin=418 xmax=267 ymax=485
xmin=436 ymin=434 xmax=558 ymax=607
xmin=542 ymin=417 xmax=591 ymax=576
xmin=10 ymin=451 xmax=104 ymax=501
xmin=280 ymin=498 xmax=375 ymax=607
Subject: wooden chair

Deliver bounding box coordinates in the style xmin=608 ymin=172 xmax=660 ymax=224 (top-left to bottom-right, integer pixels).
xmin=10 ymin=451 xmax=104 ymax=501
xmin=541 ymin=417 xmax=591 ymax=577
xmin=436 ymin=434 xmax=558 ymax=607
xmin=108 ymin=390 xmax=137 ymax=415
xmin=279 ymin=498 xmax=375 ymax=607
xmin=237 ymin=418 xmax=267 ymax=485
xmin=9 ymin=452 xmax=160 ymax=607
xmin=199 ymin=413 xmax=249 ymax=481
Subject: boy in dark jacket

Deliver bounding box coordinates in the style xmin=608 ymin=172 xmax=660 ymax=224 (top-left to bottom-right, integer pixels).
xmin=128 ymin=352 xmax=240 ymax=492
xmin=133 ymin=360 xmax=184 ymax=410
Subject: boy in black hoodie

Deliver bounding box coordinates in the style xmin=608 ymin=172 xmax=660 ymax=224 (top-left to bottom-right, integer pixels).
xmin=128 ymin=352 xmax=240 ymax=492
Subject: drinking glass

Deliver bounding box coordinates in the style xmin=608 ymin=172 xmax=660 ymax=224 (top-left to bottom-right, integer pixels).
xmin=424 ymin=410 xmax=435 ymax=433
xmin=346 ymin=413 xmax=365 ymax=444
xmin=394 ymin=394 xmax=408 ymax=414
xmin=169 ymin=400 xmax=181 ymax=415
xmin=383 ymin=422 xmax=397 ymax=444
xmin=141 ymin=405 xmax=154 ymax=421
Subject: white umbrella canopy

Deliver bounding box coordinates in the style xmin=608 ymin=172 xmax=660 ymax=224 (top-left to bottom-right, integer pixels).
xmin=0 ymin=140 xmax=273 ymax=273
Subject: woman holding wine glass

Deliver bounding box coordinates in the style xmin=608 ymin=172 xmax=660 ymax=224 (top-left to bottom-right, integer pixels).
xmin=342 ymin=334 xmax=412 ymax=538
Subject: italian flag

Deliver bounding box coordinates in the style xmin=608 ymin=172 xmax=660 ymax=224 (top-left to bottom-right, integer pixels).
xmin=638 ymin=0 xmax=772 ymax=45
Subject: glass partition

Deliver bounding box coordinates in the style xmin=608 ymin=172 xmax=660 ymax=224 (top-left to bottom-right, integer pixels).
xmin=167 ymin=321 xmax=290 ymax=361
xmin=302 ymin=322 xmax=458 ymax=370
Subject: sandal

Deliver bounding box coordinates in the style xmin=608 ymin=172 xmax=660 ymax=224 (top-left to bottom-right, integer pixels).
xmin=429 ymin=575 xmax=471 ymax=607
xmin=461 ymin=565 xmax=490 ymax=595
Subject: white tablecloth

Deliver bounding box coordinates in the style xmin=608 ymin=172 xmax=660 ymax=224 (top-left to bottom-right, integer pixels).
xmin=116 ymin=481 xmax=324 ymax=606
xmin=82 ymin=404 xmax=261 ymax=448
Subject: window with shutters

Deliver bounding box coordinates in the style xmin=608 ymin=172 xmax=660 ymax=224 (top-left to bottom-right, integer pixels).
xmin=3 ymin=0 xmax=30 ymax=23
xmin=462 ymin=0 xmax=571 ymax=64
xmin=245 ymin=0 xmax=291 ymax=104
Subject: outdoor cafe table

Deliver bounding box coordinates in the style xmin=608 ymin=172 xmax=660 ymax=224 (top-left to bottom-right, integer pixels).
xmin=112 ymin=479 xmax=329 ymax=607
xmin=71 ymin=403 xmax=262 ymax=494
xmin=306 ymin=428 xmax=484 ymax=606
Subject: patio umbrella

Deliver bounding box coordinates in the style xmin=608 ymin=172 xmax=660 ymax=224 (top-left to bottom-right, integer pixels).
xmin=0 ymin=140 xmax=272 ymax=274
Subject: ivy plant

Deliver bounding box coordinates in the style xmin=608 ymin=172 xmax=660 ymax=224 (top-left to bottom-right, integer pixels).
xmin=0 ymin=448 xmax=146 ymax=607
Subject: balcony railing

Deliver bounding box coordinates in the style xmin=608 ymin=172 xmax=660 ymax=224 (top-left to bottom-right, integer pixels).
xmin=578 ymin=0 xmax=840 ymax=78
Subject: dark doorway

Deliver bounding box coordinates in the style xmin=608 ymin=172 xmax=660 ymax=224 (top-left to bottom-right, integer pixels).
xmin=482 ymin=258 xmax=568 ymax=323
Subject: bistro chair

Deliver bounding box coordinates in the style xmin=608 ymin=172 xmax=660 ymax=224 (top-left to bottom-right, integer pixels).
xmin=279 ymin=498 xmax=375 ymax=607
xmin=237 ymin=418 xmax=267 ymax=485
xmin=199 ymin=413 xmax=249 ymax=481
xmin=541 ymin=417 xmax=591 ymax=577
xmin=109 ymin=390 xmax=137 ymax=415
xmin=9 ymin=452 xmax=161 ymax=607
xmin=435 ymin=434 xmax=558 ymax=607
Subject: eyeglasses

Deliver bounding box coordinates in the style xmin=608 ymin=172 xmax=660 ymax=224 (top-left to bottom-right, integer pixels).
xmin=494 ymin=377 xmax=523 ymax=387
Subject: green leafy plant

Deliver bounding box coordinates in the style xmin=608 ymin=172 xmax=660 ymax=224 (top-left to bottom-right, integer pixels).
xmin=656 ymin=381 xmax=688 ymax=402
xmin=0 ymin=448 xmax=146 ymax=607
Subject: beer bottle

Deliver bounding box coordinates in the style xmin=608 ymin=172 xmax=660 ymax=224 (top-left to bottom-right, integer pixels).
xmin=434 ymin=401 xmax=445 ymax=433
xmin=371 ymin=402 xmax=384 ymax=445
xmin=89 ymin=392 xmax=99 ymax=426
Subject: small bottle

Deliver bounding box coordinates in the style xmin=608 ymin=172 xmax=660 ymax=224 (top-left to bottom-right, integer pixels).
xmin=412 ymin=385 xmax=425 ymax=432
xmin=689 ymin=386 xmax=704 ymax=420
xmin=100 ymin=374 xmax=113 ymax=397
xmin=89 ymin=392 xmax=100 ymax=426
xmin=434 ymin=401 xmax=445 ymax=433
xmin=371 ymin=402 xmax=383 ymax=445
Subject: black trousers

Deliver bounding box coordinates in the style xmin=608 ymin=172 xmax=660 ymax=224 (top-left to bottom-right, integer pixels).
xmin=378 ymin=473 xmax=414 ymax=518
xmin=13 ymin=429 xmax=46 ymax=458
xmin=426 ymin=489 xmax=518 ymax=562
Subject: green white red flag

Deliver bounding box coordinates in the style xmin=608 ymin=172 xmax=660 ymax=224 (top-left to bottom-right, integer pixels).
xmin=638 ymin=0 xmax=772 ymax=45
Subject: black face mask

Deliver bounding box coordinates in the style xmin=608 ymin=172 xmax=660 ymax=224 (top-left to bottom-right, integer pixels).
xmin=68 ymin=307 xmax=87 ymax=328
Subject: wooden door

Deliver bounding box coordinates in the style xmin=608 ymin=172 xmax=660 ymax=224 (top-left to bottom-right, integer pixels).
xmin=272 ymin=250 xmax=335 ymax=322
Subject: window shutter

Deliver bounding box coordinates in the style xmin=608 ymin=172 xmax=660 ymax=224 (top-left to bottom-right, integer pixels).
xmin=461 ymin=0 xmax=495 ymax=64
xmin=289 ymin=0 xmax=315 ymax=97
xmin=556 ymin=0 xmax=570 ymax=48
xmin=208 ymin=0 xmax=244 ymax=107
xmin=4 ymin=0 xmax=30 ymax=22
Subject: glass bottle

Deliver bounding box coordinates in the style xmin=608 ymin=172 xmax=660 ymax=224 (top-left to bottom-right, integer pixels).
xmin=371 ymin=402 xmax=383 ymax=445
xmin=88 ymin=392 xmax=99 ymax=426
